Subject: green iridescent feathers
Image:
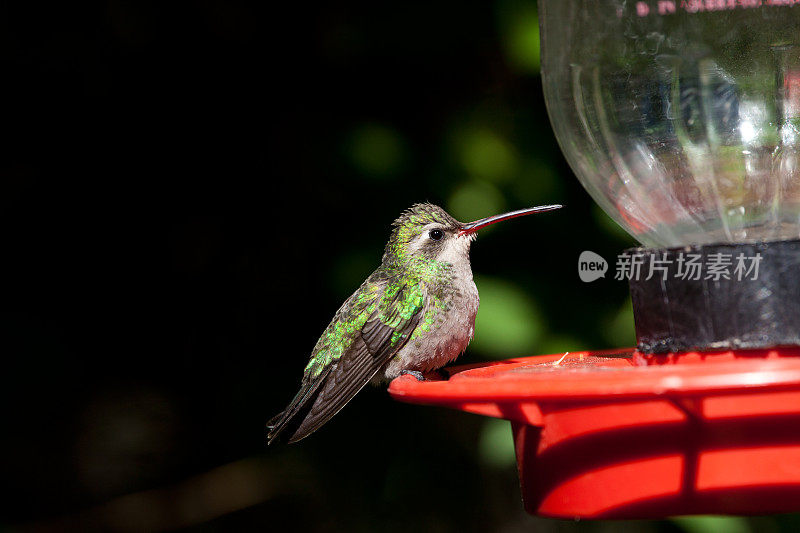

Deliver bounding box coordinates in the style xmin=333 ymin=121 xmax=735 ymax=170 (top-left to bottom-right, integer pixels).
xmin=303 ymin=275 xmax=425 ymax=379
xmin=303 ymin=281 xmax=383 ymax=379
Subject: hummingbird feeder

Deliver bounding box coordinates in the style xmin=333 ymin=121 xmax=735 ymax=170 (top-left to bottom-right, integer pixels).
xmin=390 ymin=1 xmax=800 ymax=519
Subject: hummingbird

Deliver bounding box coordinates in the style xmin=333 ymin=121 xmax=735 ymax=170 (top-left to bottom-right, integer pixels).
xmin=267 ymin=202 xmax=561 ymax=444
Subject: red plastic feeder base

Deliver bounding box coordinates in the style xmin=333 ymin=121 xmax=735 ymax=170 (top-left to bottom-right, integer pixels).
xmin=388 ymin=348 xmax=800 ymax=519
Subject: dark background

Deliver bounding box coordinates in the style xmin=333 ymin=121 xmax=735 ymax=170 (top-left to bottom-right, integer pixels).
xmin=3 ymin=2 xmax=791 ymax=532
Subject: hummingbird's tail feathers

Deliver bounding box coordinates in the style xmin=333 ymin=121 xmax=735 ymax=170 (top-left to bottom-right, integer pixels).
xmin=267 ymin=367 xmax=333 ymax=445
xmin=284 ymin=305 xmax=423 ymax=443
xmin=266 ymin=412 xmax=282 ymax=430
xmin=284 ymin=335 xmax=383 ymax=443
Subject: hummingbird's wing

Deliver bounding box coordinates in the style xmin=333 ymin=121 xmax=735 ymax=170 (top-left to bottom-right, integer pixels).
xmin=267 ymin=277 xmax=425 ymax=444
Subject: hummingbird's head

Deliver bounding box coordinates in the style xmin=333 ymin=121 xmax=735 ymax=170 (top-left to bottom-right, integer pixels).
xmin=383 ymin=202 xmax=561 ymax=268
xmin=383 ymin=203 xmax=465 ymax=267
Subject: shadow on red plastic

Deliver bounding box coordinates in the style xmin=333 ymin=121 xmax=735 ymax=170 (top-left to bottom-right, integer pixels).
xmin=388 ymin=348 xmax=800 ymax=518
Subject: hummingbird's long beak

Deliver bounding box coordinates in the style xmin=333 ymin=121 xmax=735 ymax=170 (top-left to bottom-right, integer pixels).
xmin=458 ymin=204 xmax=562 ymax=235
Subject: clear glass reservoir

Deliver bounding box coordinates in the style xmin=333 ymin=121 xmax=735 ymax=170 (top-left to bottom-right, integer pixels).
xmin=539 ymin=1 xmax=800 ymax=247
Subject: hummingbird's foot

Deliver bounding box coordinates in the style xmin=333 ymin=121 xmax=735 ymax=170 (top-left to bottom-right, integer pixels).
xmin=400 ymin=370 xmax=426 ymax=381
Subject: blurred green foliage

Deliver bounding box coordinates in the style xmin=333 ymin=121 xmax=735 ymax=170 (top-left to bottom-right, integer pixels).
xmin=456 ymin=128 xmax=519 ymax=183
xmin=471 ymin=274 xmax=543 ymax=358
xmin=604 ymin=297 xmax=637 ymax=348
xmin=498 ymin=0 xmax=542 ymax=73
xmin=671 ymin=516 xmax=751 ymax=533
xmin=512 ymin=156 xmax=563 ymax=205
xmin=479 ymin=419 xmax=516 ymax=468
xmin=446 ymin=180 xmax=506 ymax=224
xmin=347 ymin=123 xmax=408 ymax=179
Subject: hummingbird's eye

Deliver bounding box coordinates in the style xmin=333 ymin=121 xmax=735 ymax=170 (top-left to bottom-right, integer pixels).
xmin=429 ymin=229 xmax=444 ymax=241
